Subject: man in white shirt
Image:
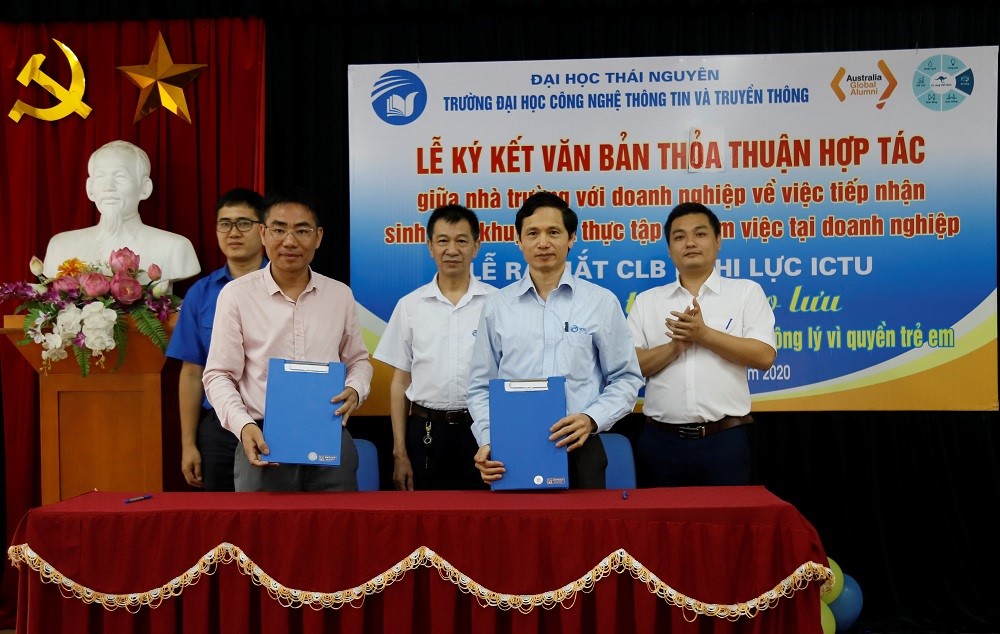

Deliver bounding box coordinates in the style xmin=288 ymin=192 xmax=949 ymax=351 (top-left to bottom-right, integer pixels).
xmin=627 ymin=202 xmax=776 ymax=487
xmin=373 ymin=205 xmax=496 ymax=490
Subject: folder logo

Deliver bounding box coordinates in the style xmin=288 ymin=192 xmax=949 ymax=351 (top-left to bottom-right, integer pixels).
xmin=534 ymin=475 xmax=567 ymax=486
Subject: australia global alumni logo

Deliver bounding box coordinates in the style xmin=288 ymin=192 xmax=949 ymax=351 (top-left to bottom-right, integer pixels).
xmin=829 ymin=59 xmax=898 ymax=110
xmin=370 ymin=69 xmax=427 ymax=125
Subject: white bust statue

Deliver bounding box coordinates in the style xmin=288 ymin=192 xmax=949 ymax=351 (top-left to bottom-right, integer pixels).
xmin=42 ymin=140 xmax=201 ymax=285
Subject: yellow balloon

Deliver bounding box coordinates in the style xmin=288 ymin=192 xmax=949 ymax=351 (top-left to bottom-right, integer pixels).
xmin=820 ymin=600 xmax=836 ymax=634
xmin=822 ymin=557 xmax=845 ymax=604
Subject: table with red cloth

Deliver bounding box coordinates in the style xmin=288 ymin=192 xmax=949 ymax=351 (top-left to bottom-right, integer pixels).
xmin=7 ymin=486 xmax=830 ymax=633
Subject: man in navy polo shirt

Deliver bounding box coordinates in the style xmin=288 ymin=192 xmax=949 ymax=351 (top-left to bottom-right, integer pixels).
xmin=166 ymin=188 xmax=266 ymax=491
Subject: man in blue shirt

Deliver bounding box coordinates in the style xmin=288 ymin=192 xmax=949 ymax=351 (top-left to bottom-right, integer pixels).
xmin=165 ymin=188 xmax=266 ymax=491
xmin=467 ymin=191 xmax=643 ymax=489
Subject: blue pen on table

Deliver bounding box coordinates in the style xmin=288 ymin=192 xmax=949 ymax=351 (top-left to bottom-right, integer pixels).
xmin=124 ymin=494 xmax=153 ymax=504
xmin=725 ymin=318 xmax=733 ymax=331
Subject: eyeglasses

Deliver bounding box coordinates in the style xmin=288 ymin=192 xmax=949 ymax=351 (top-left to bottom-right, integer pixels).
xmin=266 ymin=225 xmax=319 ymax=240
xmin=216 ymin=219 xmax=261 ymax=233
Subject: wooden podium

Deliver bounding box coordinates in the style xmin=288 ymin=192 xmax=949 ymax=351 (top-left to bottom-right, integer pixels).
xmin=3 ymin=314 xmax=174 ymax=504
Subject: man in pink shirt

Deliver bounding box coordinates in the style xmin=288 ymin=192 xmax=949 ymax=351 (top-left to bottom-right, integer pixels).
xmin=203 ymin=191 xmax=373 ymax=491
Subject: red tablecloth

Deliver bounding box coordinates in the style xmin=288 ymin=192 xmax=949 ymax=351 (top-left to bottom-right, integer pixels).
xmin=8 ymin=486 xmax=829 ymax=633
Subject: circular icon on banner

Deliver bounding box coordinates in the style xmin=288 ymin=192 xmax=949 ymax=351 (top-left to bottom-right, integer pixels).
xmin=370 ymin=69 xmax=427 ymax=125
xmin=308 ymin=452 xmax=318 ymax=462
xmin=533 ymin=475 xmax=544 ymax=486
xmin=912 ymin=54 xmax=975 ymax=111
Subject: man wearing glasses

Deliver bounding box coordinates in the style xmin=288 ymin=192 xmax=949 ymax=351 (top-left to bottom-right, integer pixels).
xmin=166 ymin=188 xmax=266 ymax=491
xmin=203 ymin=191 xmax=373 ymax=491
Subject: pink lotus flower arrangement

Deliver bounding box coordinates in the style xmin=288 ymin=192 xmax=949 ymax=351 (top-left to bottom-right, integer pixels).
xmin=0 ymin=248 xmax=180 ymax=376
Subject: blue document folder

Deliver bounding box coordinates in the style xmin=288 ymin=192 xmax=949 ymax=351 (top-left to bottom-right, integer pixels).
xmin=263 ymin=358 xmax=345 ymax=466
xmin=488 ymin=376 xmax=568 ymax=491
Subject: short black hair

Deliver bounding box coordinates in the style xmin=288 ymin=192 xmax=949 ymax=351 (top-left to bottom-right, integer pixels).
xmin=514 ymin=191 xmax=578 ymax=237
xmin=664 ymin=202 xmax=721 ymax=237
xmin=262 ymin=190 xmax=321 ymax=226
xmin=427 ymin=204 xmax=481 ymax=240
xmin=215 ymin=187 xmax=264 ymax=221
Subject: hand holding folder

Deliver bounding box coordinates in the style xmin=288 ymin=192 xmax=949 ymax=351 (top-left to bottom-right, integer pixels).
xmin=263 ymin=358 xmax=346 ymax=466
xmin=488 ymin=376 xmax=568 ymax=490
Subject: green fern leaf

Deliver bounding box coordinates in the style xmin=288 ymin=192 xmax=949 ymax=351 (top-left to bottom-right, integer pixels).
xmin=73 ymin=345 xmax=90 ymax=377
xmin=113 ymin=311 xmax=129 ymax=370
xmin=16 ymin=307 xmax=49 ymax=345
xmin=130 ymin=307 xmax=169 ymax=352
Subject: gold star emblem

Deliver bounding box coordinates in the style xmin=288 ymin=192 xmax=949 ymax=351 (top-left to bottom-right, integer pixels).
xmin=117 ymin=32 xmax=207 ymax=123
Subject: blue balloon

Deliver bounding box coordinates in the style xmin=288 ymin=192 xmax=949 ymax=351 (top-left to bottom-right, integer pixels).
xmin=829 ymin=573 xmax=863 ymax=632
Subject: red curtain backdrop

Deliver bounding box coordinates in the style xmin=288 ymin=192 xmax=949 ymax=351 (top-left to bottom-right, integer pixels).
xmin=0 ymin=17 xmax=266 ymax=627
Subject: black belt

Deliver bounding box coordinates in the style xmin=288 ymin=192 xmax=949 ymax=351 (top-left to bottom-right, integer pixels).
xmin=410 ymin=403 xmax=473 ymax=425
xmin=645 ymin=415 xmax=753 ymax=439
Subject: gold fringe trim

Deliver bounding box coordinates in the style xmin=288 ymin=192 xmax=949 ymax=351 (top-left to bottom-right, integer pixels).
xmin=8 ymin=543 xmax=832 ymax=617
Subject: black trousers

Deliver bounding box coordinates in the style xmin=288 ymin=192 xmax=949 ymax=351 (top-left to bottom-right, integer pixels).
xmin=568 ymin=434 xmax=607 ymax=490
xmin=405 ymin=413 xmax=486 ymax=490
xmin=197 ymin=408 xmax=239 ymax=492
xmin=634 ymin=423 xmax=751 ymax=487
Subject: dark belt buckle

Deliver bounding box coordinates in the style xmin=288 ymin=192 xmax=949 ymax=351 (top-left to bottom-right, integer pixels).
xmin=678 ymin=424 xmax=706 ymax=439
xmin=445 ymin=410 xmax=468 ymax=424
